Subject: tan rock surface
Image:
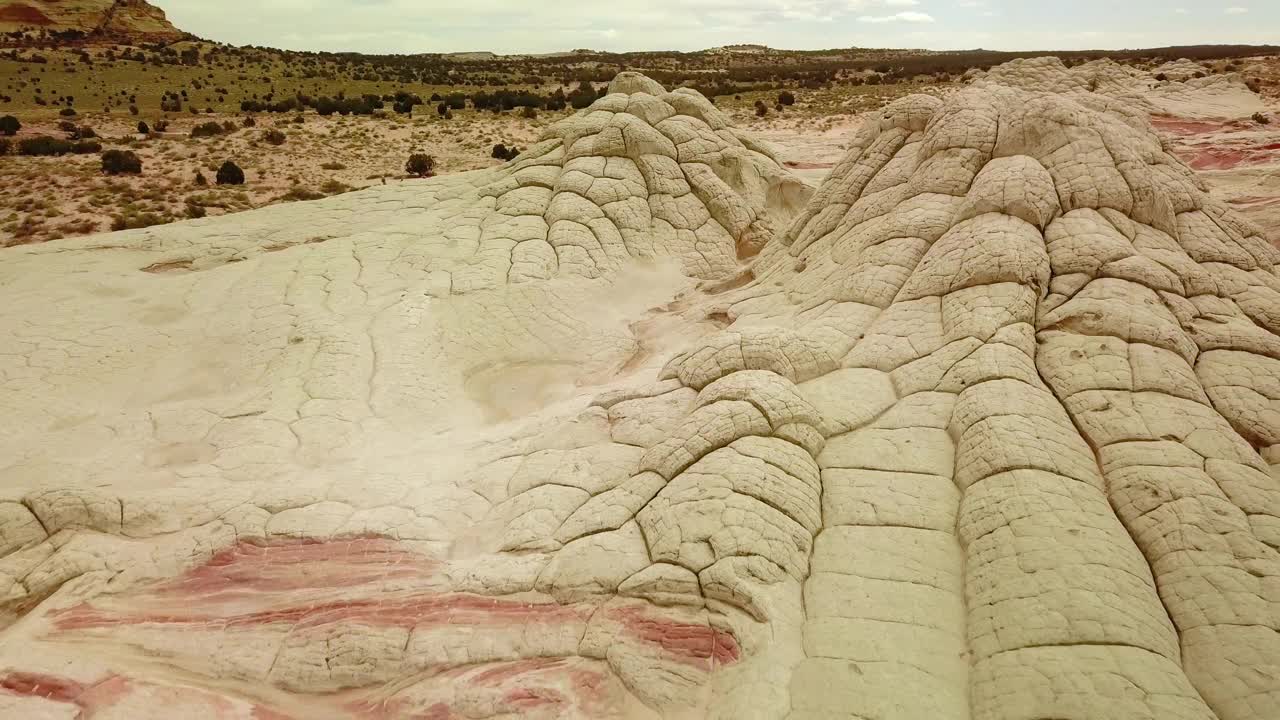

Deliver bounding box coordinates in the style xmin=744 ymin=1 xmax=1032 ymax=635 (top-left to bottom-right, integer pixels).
xmin=0 ymin=0 xmax=182 ymax=42
xmin=0 ymin=72 xmax=1278 ymax=719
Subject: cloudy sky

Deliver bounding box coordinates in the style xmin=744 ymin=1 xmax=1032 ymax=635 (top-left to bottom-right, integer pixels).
xmin=159 ymin=1 xmax=1279 ymax=55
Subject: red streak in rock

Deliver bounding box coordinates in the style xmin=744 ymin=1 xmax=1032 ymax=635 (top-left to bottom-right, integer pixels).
xmin=0 ymin=672 xmax=135 ymax=714
xmin=504 ymin=687 xmax=565 ymax=708
xmin=0 ymin=672 xmax=86 ymax=703
xmin=154 ymin=537 xmax=438 ymax=598
xmin=55 ymin=591 xmax=589 ymax=632
xmin=0 ymin=5 xmax=53 ymax=25
xmin=251 ymin=706 xmax=299 ymax=720
xmin=421 ymin=703 xmax=453 ymax=720
xmin=1188 ymin=147 xmax=1252 ymax=170
xmin=469 ymin=657 xmax=568 ymax=686
xmin=1150 ymin=117 xmax=1232 ymax=135
xmin=608 ymin=607 xmax=741 ymax=668
xmin=77 ymin=675 xmax=133 ymax=712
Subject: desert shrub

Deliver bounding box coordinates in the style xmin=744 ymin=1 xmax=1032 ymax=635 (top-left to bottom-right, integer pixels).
xmin=243 ymin=116 xmax=257 ymax=127
xmin=190 ymin=121 xmax=224 ymax=138
xmin=1246 ymin=79 xmax=1262 ymax=94
xmin=154 ymin=120 xmax=169 ymax=132
xmin=110 ymin=212 xmax=168 ymax=231
xmin=263 ymin=129 xmax=286 ymax=145
xmin=568 ymin=83 xmax=600 ymax=109
xmin=185 ymin=201 xmax=207 ymax=219
xmin=216 ymin=160 xmax=245 ymax=185
xmin=320 ymin=161 xmax=346 ymax=170
xmin=18 ymin=136 xmax=73 ymax=156
xmin=129 ymin=104 xmax=139 ymax=115
xmin=319 ymin=179 xmax=350 ymax=194
xmin=0 ymin=138 xmax=9 ymax=155
xmin=281 ymin=186 xmax=324 ymax=202
xmin=195 ymin=171 xmax=208 ymax=186
xmin=405 ymin=153 xmax=435 ymax=177
xmin=491 ymin=143 xmax=509 ymax=159
xmin=221 ymin=120 xmax=237 ymax=133
xmin=101 ymin=149 xmax=142 ymax=174
xmin=58 ymin=120 xmax=78 ymax=133
xmin=521 ymin=106 xmax=538 ymax=119
xmin=71 ymin=140 xmax=101 ymax=154
xmin=865 ymin=73 xmax=883 ymax=86
xmin=777 ymin=90 xmax=796 ymax=106
xmin=0 ymin=115 xmax=19 ymax=136
xmin=59 ymin=107 xmax=77 ymax=117
xmin=137 ymin=121 xmax=150 ymax=134
xmin=1255 ymin=112 xmax=1272 ymax=125
xmin=1154 ymin=73 xmax=1168 ymax=81
xmin=754 ymin=100 xmax=768 ymax=117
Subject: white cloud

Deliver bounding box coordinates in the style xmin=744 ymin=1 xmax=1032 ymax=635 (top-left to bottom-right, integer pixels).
xmin=858 ymin=10 xmax=935 ymax=23
xmin=1173 ymin=7 xmax=1188 ymax=14
xmin=1225 ymin=6 xmax=1249 ymax=13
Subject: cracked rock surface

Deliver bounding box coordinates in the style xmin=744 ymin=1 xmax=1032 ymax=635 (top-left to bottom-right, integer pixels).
xmin=1 ymin=70 xmax=1279 ymax=720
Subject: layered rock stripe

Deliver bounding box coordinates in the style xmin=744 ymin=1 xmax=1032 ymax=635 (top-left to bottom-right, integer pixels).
xmin=0 ymin=0 xmax=183 ymax=42
xmin=1 ymin=70 xmax=1278 ymax=719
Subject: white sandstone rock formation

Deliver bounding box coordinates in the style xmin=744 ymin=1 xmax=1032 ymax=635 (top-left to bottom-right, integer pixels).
xmin=971 ymin=56 xmax=1267 ymax=119
xmin=1 ymin=74 xmax=1279 ymax=720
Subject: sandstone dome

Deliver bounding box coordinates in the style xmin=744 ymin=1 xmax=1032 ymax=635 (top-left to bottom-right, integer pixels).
xmin=1 ymin=73 xmax=1278 ymax=720
xmin=970 ymin=55 xmax=1268 ymax=119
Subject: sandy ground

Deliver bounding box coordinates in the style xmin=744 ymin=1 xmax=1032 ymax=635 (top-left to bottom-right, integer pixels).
xmin=2 ymin=64 xmax=1276 ymax=247
xmin=1 ymin=109 xmax=548 ymax=245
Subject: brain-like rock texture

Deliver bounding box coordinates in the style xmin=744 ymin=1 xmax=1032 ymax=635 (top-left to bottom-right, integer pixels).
xmin=971 ymin=56 xmax=1267 ymax=119
xmin=2 ymin=74 xmax=1279 ymax=720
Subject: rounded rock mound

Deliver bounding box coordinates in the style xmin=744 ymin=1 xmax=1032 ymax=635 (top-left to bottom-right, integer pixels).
xmin=0 ymin=76 xmax=1277 ymax=720
xmin=971 ymin=55 xmax=1267 ymax=119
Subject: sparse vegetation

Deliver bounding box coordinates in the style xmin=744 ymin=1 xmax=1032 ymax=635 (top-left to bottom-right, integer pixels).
xmin=1255 ymin=112 xmax=1272 ymax=125
xmin=17 ymin=136 xmax=74 ymax=156
xmin=216 ymin=160 xmax=245 ymax=185
xmin=263 ymin=129 xmax=286 ymax=146
xmin=0 ymin=39 xmax=1277 ymax=247
xmin=190 ymin=121 xmax=226 ymax=138
xmin=280 ymin=186 xmax=324 ymax=202
xmin=406 ymin=153 xmax=435 ymax=177
xmin=490 ymin=143 xmax=520 ymax=161
xmin=0 ymin=115 xmax=19 ymax=136
xmin=101 ymin=149 xmax=142 ymax=175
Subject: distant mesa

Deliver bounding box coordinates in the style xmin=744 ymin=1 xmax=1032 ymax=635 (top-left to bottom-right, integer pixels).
xmin=0 ymin=0 xmax=185 ymax=44
xmin=707 ymin=44 xmax=772 ymax=54
xmin=442 ymin=51 xmax=498 ymax=62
